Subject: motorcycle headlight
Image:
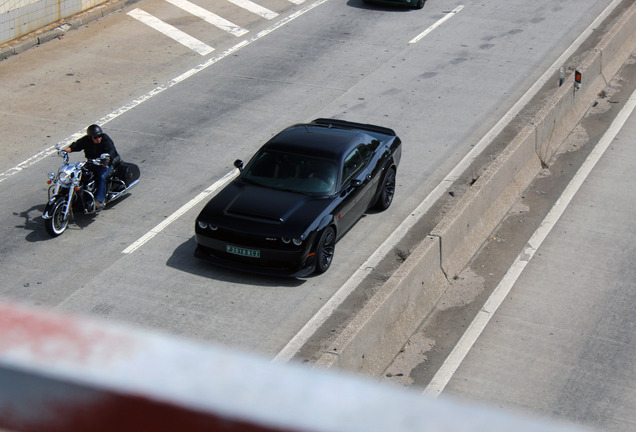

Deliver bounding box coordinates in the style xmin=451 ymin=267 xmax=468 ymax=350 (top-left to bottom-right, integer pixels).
xmin=48 ymin=172 xmax=56 ymax=181
xmin=58 ymin=172 xmax=72 ymax=186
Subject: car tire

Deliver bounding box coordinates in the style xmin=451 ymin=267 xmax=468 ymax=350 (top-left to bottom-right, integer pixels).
xmin=414 ymin=0 xmax=425 ymax=9
xmin=375 ymin=166 xmax=396 ymax=211
xmin=315 ymin=227 xmax=336 ymax=274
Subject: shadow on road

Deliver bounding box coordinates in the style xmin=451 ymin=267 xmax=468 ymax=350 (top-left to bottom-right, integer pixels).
xmin=166 ymin=237 xmax=306 ymax=288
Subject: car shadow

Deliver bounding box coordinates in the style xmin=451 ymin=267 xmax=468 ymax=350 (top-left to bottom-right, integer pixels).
xmin=166 ymin=237 xmax=306 ymax=288
xmin=347 ymin=0 xmax=425 ymax=11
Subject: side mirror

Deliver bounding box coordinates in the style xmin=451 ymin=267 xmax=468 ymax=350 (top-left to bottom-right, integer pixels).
xmin=234 ymin=159 xmax=244 ymax=172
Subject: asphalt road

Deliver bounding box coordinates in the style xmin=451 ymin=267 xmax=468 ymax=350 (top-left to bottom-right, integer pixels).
xmin=0 ymin=0 xmax=626 ymax=368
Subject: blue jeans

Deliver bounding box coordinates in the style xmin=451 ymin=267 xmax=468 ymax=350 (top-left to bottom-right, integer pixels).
xmin=92 ymin=165 xmax=112 ymax=203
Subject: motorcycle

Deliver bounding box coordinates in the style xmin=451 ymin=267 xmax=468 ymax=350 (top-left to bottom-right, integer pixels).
xmin=42 ymin=144 xmax=141 ymax=237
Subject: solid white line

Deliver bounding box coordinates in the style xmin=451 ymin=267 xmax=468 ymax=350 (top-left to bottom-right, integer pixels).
xmin=409 ymin=5 xmax=464 ymax=44
xmin=122 ymin=170 xmax=238 ymax=254
xmin=274 ymin=0 xmax=625 ymax=363
xmin=127 ymin=8 xmax=214 ymax=55
xmin=423 ymin=87 xmax=636 ymax=399
xmin=164 ymin=0 xmax=248 ymax=36
xmin=0 ymin=0 xmax=329 ymax=185
xmin=226 ymin=0 xmax=278 ymax=20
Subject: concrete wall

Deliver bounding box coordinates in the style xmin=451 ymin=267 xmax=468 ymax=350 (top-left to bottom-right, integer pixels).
xmin=316 ymin=1 xmax=636 ymax=376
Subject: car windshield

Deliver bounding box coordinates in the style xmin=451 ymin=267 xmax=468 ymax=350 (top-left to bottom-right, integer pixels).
xmin=241 ymin=150 xmax=337 ymax=195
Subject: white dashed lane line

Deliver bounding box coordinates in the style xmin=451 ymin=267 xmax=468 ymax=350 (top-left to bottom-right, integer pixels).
xmin=409 ymin=5 xmax=464 ymax=44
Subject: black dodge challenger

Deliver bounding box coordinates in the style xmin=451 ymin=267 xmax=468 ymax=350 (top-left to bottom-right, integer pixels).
xmin=194 ymin=118 xmax=402 ymax=277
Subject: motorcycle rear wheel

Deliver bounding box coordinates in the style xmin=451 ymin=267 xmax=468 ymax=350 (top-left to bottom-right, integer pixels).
xmin=45 ymin=199 xmax=70 ymax=237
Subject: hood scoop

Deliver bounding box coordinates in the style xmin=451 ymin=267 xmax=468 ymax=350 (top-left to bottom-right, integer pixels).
xmin=226 ymin=208 xmax=284 ymax=223
xmin=225 ymin=185 xmax=303 ymax=224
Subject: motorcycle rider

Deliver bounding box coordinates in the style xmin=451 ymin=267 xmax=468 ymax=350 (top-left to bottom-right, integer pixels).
xmin=65 ymin=124 xmax=119 ymax=211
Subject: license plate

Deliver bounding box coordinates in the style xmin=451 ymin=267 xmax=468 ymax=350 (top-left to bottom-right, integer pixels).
xmin=226 ymin=245 xmax=260 ymax=258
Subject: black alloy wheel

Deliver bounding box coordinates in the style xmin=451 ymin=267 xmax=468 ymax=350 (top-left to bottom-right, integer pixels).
xmin=375 ymin=167 xmax=396 ymax=211
xmin=315 ymin=227 xmax=336 ymax=274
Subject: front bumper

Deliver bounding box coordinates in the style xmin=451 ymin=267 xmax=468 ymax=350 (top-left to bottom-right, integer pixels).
xmin=194 ymin=235 xmax=316 ymax=278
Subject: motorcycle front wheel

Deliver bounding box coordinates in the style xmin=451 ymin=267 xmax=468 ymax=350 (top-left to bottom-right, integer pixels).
xmin=45 ymin=199 xmax=70 ymax=237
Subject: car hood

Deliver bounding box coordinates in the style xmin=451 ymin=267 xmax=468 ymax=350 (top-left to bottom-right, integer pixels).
xmin=199 ymin=181 xmax=332 ymax=235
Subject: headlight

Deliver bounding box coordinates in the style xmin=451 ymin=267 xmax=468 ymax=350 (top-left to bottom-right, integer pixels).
xmin=282 ymin=237 xmax=303 ymax=245
xmin=197 ymin=220 xmax=218 ymax=230
xmin=48 ymin=172 xmax=56 ymax=181
xmin=58 ymin=172 xmax=72 ymax=186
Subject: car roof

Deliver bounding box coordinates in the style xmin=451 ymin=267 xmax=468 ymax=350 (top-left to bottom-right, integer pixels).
xmin=263 ymin=123 xmax=375 ymax=160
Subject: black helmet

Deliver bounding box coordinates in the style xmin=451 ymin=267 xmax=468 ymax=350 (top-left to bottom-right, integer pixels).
xmin=87 ymin=124 xmax=103 ymax=138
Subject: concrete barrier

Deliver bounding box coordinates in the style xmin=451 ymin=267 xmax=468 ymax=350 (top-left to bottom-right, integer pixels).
xmin=315 ymin=0 xmax=636 ymax=376
xmin=432 ymin=126 xmax=540 ymax=279
xmin=316 ymin=236 xmax=448 ymax=374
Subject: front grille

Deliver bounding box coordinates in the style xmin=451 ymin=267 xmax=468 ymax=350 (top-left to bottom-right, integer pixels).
xmin=204 ymin=227 xmax=300 ymax=250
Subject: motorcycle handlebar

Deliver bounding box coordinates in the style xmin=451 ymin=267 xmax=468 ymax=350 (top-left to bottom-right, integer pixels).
xmin=56 ymin=148 xmax=108 ymax=166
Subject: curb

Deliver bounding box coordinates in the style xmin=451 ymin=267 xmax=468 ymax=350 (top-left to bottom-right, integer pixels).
xmin=315 ymin=0 xmax=636 ymax=375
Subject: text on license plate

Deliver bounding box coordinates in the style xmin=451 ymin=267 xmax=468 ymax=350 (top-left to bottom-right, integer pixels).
xmin=226 ymin=245 xmax=260 ymax=258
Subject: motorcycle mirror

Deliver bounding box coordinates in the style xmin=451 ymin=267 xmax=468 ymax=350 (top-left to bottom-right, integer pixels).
xmin=234 ymin=159 xmax=243 ymax=172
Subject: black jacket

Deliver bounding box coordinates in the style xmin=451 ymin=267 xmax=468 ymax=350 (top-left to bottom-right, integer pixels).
xmin=69 ymin=134 xmax=119 ymax=162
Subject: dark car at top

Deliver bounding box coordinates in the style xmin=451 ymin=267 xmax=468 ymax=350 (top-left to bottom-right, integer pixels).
xmin=363 ymin=0 xmax=425 ymax=9
xmin=194 ymin=118 xmax=402 ymax=277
